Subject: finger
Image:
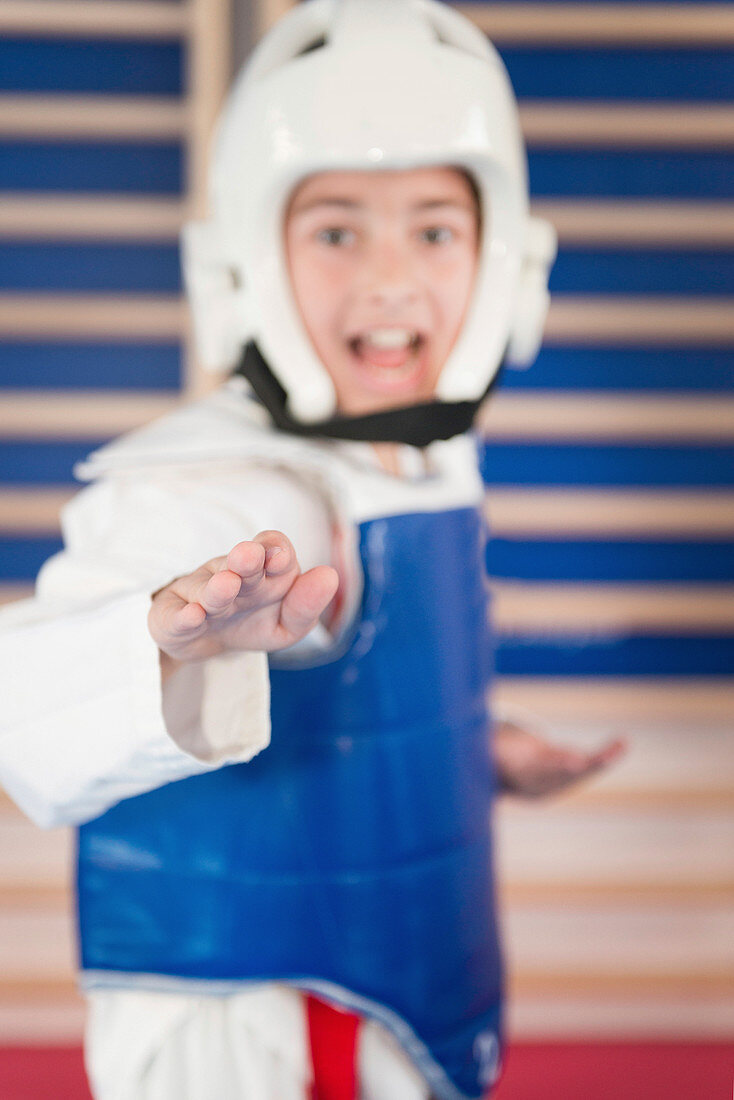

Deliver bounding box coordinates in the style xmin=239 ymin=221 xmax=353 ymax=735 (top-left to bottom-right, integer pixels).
xmin=150 ymin=586 xmax=207 ymax=644
xmin=560 ymin=748 xmax=598 ymax=774
xmin=169 ymin=599 xmax=208 ymax=634
xmin=277 ymin=566 xmax=339 ymax=642
xmin=255 ymin=530 xmax=298 ymax=577
xmin=197 ymin=567 xmax=244 ymax=615
xmin=160 ymin=561 xmax=243 ymax=624
xmin=226 ymin=533 xmax=297 ymax=589
xmin=586 ymin=735 xmax=628 ymax=768
xmin=603 ymin=735 xmax=628 ymax=759
xmin=224 ymin=539 xmax=267 ymax=584
xmin=552 ymin=738 xmax=627 ymax=788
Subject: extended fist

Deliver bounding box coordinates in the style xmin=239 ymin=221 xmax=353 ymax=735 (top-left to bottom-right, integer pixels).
xmin=148 ymin=531 xmax=339 ymax=671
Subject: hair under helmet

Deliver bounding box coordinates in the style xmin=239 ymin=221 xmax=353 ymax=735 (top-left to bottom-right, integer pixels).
xmin=183 ymin=0 xmax=556 ymax=441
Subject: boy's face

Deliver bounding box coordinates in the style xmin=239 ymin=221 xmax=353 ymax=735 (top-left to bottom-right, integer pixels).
xmin=284 ymin=167 xmax=480 ymax=417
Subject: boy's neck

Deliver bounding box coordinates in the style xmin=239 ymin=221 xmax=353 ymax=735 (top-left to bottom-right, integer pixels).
xmin=371 ymin=442 xmax=401 ymax=477
xmin=371 ymin=441 xmax=430 ymax=479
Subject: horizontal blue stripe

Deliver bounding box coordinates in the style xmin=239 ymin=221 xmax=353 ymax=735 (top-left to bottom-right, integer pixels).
xmin=0 ymin=537 xmax=63 ymax=581
xmin=480 ymin=443 xmax=734 ymax=487
xmin=550 ymin=249 xmax=734 ymax=296
xmin=8 ymin=243 xmax=729 ymax=297
xmin=0 ymin=242 xmax=181 ymax=294
xmin=500 ymin=47 xmax=734 ymax=102
xmin=0 ymin=142 xmax=183 ymax=194
xmin=0 ymin=342 xmax=182 ymax=390
xmin=486 ymin=538 xmax=734 ymax=583
xmin=3 ymin=534 xmax=732 ymax=585
xmin=7 ymin=343 xmax=729 ymax=394
xmin=529 ymin=150 xmax=734 ymax=199
xmin=500 ymin=347 xmax=734 ymax=392
xmin=0 ymin=441 xmax=107 ymax=484
xmin=3 ymin=440 xmax=732 ymax=488
xmin=495 ymin=634 xmax=734 ymax=676
xmin=14 ymin=243 xmax=730 ymax=297
xmin=0 ymin=38 xmax=183 ymax=95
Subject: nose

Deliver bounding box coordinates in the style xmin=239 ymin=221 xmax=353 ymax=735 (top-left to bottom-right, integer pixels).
xmin=364 ymin=237 xmax=418 ymax=312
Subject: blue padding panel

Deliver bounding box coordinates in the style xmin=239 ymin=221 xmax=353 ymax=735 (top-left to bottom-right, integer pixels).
xmin=480 ymin=443 xmax=734 ymax=487
xmin=0 ymin=537 xmax=63 ymax=581
xmin=550 ymin=249 xmax=734 ymax=296
xmin=0 ymin=341 xmax=182 ymax=390
xmin=0 ymin=242 xmax=181 ymax=293
xmin=486 ymin=538 xmax=734 ymax=583
xmin=0 ymin=38 xmax=183 ymax=95
xmin=499 ymin=48 xmax=734 ymax=102
xmin=495 ymin=634 xmax=734 ymax=676
xmin=499 ymin=347 xmax=734 ymax=393
xmin=0 ymin=441 xmax=107 ymax=484
xmin=528 ymin=150 xmax=734 ymax=199
xmin=0 ymin=142 xmax=183 ymax=194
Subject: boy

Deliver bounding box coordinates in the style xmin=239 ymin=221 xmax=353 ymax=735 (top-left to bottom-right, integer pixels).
xmin=0 ymin=2 xmax=623 ymax=1097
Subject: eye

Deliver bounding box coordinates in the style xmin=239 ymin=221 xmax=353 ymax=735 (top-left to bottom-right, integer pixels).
xmin=420 ymin=225 xmax=453 ymax=245
xmin=317 ymin=227 xmax=355 ymax=247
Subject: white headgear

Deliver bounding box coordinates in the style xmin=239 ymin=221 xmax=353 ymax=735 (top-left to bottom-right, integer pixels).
xmin=183 ymin=0 xmax=556 ymax=425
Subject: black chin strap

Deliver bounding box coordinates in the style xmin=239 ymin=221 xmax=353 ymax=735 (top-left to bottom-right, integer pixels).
xmin=233 ymin=342 xmax=504 ymax=448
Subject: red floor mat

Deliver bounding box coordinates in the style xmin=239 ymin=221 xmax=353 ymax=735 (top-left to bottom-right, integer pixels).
xmin=0 ymin=1041 xmax=732 ymax=1099
xmin=493 ymin=1042 xmax=734 ymax=1100
xmin=0 ymin=1047 xmax=92 ymax=1100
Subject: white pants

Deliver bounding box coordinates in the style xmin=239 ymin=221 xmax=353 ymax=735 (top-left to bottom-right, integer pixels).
xmin=85 ymin=985 xmax=431 ymax=1100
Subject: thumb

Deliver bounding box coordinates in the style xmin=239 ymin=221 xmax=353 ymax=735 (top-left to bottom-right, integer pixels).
xmin=276 ymin=566 xmax=340 ymax=644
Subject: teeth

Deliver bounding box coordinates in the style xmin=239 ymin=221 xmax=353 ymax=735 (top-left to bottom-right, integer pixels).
xmin=363 ymin=328 xmax=414 ymax=350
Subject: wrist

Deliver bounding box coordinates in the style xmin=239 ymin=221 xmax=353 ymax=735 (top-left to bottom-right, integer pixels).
xmin=159 ymin=649 xmax=184 ymax=684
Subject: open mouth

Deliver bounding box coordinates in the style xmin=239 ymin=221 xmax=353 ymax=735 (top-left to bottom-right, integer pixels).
xmin=347 ymin=328 xmax=426 ymax=384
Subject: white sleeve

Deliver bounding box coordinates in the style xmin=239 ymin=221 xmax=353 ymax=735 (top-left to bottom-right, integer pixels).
xmin=0 ymin=463 xmax=336 ymax=829
xmin=0 ymin=588 xmax=270 ymax=828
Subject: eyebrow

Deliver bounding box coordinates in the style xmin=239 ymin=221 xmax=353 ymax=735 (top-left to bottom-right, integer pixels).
xmin=412 ymin=199 xmax=475 ymax=214
xmin=290 ymin=197 xmax=475 ymax=216
xmin=290 ymin=198 xmax=361 ymax=216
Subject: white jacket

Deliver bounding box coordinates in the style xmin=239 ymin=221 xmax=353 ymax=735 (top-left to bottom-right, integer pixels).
xmin=0 ymin=377 xmax=484 ymax=828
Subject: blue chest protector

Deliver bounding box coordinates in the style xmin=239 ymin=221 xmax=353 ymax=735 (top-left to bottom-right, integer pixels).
xmin=77 ymin=507 xmax=503 ymax=1099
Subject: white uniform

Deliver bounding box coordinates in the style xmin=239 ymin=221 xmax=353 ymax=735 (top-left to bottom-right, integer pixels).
xmin=0 ymin=377 xmax=484 ymax=1099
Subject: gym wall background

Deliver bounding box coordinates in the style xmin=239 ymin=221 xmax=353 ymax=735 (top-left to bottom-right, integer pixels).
xmin=0 ymin=0 xmax=732 ymax=1047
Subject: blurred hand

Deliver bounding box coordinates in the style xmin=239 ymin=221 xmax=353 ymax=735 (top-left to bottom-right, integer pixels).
xmin=494 ymin=720 xmax=627 ymax=799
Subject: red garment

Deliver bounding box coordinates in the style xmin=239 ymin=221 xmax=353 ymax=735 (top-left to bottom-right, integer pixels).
xmin=306 ymin=994 xmax=360 ymax=1100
